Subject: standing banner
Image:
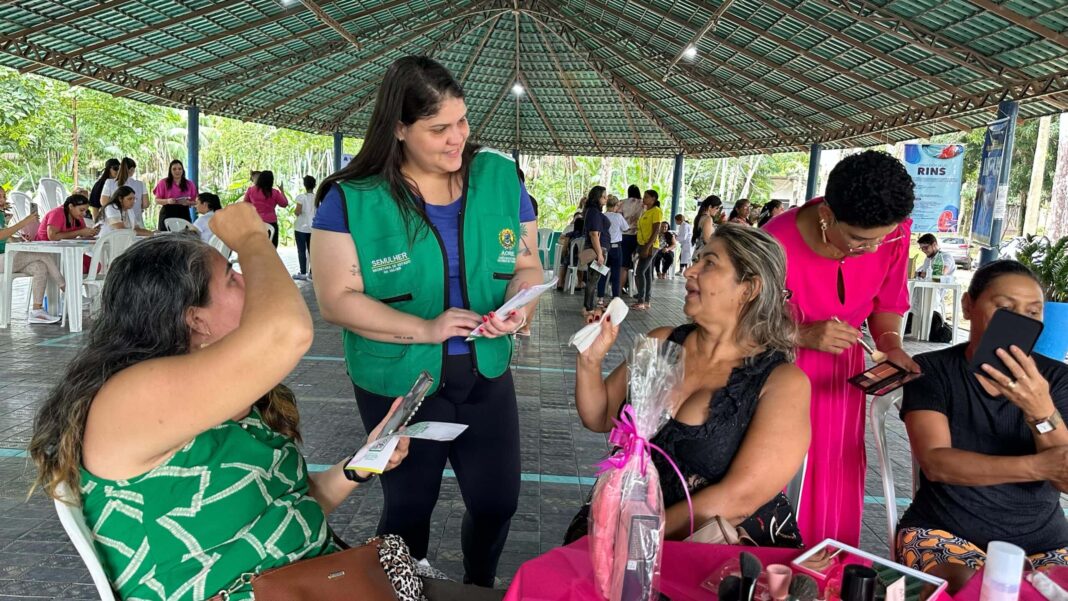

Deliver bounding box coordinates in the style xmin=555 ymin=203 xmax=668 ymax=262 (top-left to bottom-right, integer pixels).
xmin=903 ymin=144 xmax=965 ymax=233
xmin=971 ymin=112 xmax=1015 ymax=248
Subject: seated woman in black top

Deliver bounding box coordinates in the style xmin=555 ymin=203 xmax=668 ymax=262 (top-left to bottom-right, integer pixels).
xmin=899 ymin=260 xmax=1068 ymax=593
xmin=575 ymin=223 xmax=810 ymax=546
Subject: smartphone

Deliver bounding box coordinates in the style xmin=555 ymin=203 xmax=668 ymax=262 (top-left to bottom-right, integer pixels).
xmin=374 ymin=371 xmax=434 ymax=441
xmin=969 ymin=308 xmax=1044 ymax=378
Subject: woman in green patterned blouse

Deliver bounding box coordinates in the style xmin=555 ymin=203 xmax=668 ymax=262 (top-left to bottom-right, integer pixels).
xmin=28 ymin=202 xmax=410 ymax=600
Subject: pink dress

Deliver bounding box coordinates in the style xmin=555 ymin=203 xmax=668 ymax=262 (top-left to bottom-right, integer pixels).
xmin=764 ymin=198 xmax=911 ymax=546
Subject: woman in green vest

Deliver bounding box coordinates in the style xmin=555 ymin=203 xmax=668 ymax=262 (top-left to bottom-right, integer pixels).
xmin=311 ymin=56 xmax=543 ymax=587
xmin=27 ymin=203 xmax=412 ymax=600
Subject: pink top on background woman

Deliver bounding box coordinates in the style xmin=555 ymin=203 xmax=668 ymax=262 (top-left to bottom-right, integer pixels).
xmin=764 ymin=198 xmax=911 ymax=546
xmin=36 ymin=206 xmax=85 ymax=241
xmin=244 ymin=187 xmax=288 ymax=223
xmin=153 ymin=179 xmax=198 ymax=205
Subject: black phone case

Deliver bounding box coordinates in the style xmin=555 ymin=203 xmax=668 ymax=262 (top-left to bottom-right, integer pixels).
xmin=968 ymin=308 xmax=1044 ymax=377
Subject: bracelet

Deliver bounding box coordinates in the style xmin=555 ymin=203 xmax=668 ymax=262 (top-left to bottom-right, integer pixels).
xmin=510 ymin=314 xmax=528 ymax=334
xmin=876 ymin=331 xmax=902 ymax=349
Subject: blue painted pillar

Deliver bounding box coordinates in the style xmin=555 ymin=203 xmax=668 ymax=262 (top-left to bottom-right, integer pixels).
xmin=186 ymin=104 xmax=199 ymax=219
xmin=805 ymin=143 xmax=821 ymax=201
xmin=670 ymin=152 xmax=684 ymax=230
xmin=979 ymin=101 xmax=1019 ymax=267
xmin=333 ymin=131 xmax=344 ymax=173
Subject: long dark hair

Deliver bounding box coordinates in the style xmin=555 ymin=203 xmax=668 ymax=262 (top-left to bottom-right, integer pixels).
xmin=693 ymin=195 xmax=722 ymax=245
xmin=111 ymin=185 xmax=135 ymax=219
xmin=757 ymin=199 xmax=784 ymax=228
xmin=165 ymin=159 xmax=189 ymax=192
xmin=314 ymin=56 xmax=478 ymax=237
xmin=29 ymin=236 xmax=301 ymax=502
xmin=95 ymin=158 xmax=119 ymax=187
xmin=255 ymin=170 xmax=275 ymax=199
xmin=116 ymin=157 xmax=136 ymax=186
xmin=62 ymin=194 xmax=89 ymax=229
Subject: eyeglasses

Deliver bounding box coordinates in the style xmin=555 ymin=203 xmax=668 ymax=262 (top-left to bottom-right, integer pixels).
xmin=834 ymin=221 xmax=905 ymax=254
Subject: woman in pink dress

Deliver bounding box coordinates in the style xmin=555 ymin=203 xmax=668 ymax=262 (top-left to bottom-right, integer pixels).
xmin=764 ymin=150 xmax=918 ymax=546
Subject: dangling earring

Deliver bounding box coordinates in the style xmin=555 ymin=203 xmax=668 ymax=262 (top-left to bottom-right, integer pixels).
xmin=199 ymin=328 xmax=212 ymax=350
xmin=819 ymin=219 xmax=828 ymax=245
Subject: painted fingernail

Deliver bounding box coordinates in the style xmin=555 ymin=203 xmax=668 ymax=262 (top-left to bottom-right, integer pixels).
xmin=489 ymin=311 xmax=496 ymax=318
xmin=482 ymin=316 xmax=489 ymax=322
xmin=606 ymin=315 xmax=612 ymax=323
xmin=509 ymin=310 xmax=517 ymax=317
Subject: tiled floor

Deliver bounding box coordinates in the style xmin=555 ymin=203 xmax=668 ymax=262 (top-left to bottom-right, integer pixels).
xmin=0 ymin=249 xmax=984 ymax=599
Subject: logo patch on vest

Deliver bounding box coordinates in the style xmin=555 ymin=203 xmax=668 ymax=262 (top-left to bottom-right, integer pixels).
xmin=371 ymin=252 xmax=411 ymax=274
xmin=497 ymin=228 xmax=517 ymax=264
xmin=498 ymin=228 xmax=516 ymax=250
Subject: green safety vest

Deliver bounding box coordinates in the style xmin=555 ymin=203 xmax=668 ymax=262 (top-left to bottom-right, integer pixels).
xmin=339 ymin=148 xmax=520 ymax=397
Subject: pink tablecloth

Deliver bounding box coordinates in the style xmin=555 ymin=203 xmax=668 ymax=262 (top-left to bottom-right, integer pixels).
xmin=504 ymin=537 xmax=802 ymax=601
xmin=505 ymin=536 xmax=1063 ymax=601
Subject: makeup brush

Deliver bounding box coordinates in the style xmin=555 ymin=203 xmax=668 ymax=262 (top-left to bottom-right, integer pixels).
xmin=719 ymin=575 xmax=742 ymax=601
xmin=788 ymin=574 xmax=819 ymax=601
xmin=740 ymin=552 xmax=763 ymax=601
xmin=833 ymin=317 xmax=886 ymax=363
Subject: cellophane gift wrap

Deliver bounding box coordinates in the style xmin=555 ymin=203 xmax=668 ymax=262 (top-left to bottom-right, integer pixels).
xmin=588 ymin=336 xmax=686 ymax=601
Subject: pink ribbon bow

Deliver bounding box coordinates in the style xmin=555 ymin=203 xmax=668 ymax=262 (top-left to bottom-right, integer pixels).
xmin=595 ymin=406 xmax=695 ymax=537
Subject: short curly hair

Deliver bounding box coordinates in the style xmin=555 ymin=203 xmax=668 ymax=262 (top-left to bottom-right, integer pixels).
xmin=825 ymin=150 xmax=915 ymax=228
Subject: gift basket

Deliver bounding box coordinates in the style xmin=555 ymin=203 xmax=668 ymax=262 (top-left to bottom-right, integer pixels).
xmin=589 ymin=335 xmax=690 ymax=601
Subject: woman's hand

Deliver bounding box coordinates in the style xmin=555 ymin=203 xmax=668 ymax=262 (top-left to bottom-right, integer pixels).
xmin=798 ymin=320 xmax=861 ymax=354
xmin=885 ymin=347 xmax=921 ymax=373
xmin=211 ymin=202 xmax=267 ymax=251
xmin=579 ymin=317 xmax=620 ymax=366
xmin=480 ymin=309 xmax=526 ymax=338
xmin=980 ymin=345 xmax=1056 ymax=419
xmin=362 ymin=397 xmax=411 ymax=474
xmin=423 ymin=307 xmax=482 ymax=343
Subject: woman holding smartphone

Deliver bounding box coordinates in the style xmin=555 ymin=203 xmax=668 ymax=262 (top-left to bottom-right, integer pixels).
xmin=311 ymin=56 xmax=541 ymax=588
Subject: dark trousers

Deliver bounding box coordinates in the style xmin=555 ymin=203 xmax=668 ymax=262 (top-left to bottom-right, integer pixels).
xmin=635 ymin=254 xmax=654 ymax=303
xmin=656 ymin=250 xmax=675 ymax=275
xmin=267 ymin=220 xmax=279 ymax=247
xmin=353 ymin=354 xmax=520 ymax=586
xmin=295 ymin=231 xmax=311 ymax=274
xmin=620 ymin=234 xmax=638 ymax=269
xmin=583 ymin=267 xmax=603 ymax=311
xmin=157 ymin=204 xmax=192 ymax=231
xmin=598 ymin=245 xmax=622 ymax=298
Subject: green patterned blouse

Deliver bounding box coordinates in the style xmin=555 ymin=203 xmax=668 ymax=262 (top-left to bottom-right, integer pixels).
xmin=80 ymin=408 xmax=338 ymax=601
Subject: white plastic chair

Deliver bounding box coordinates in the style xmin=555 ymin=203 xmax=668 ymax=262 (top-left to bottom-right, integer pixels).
xmin=265 ymin=222 xmax=276 ymax=242
xmin=564 ymin=238 xmax=585 ymax=294
xmin=870 ymin=389 xmax=919 ymax=561
xmin=35 ymin=178 xmax=67 ymax=214
xmin=164 ymin=218 xmax=199 ymax=233
xmin=83 ymin=230 xmax=136 ymax=317
xmin=9 ymin=191 xmax=32 ymax=222
xmin=53 ymin=482 xmax=118 ymax=601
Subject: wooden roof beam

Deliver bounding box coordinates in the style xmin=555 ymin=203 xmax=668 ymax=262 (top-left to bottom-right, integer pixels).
xmin=716 ymin=11 xmax=973 ymax=132
xmin=538 ymin=6 xmax=831 ymax=138
xmin=530 ymin=17 xmax=604 ymax=153
xmin=571 ymin=0 xmax=879 ymax=120
xmin=2 ymin=0 xmax=136 ymax=42
xmin=19 ymin=0 xmax=252 ymax=75
xmin=537 ymin=3 xmax=853 ymax=135
xmin=806 ymin=0 xmax=1029 ymax=84
xmin=749 ymin=0 xmax=976 ymax=104
xmin=517 ymin=73 xmax=565 ymax=154
xmin=515 ymin=12 xmax=690 ymax=152
xmin=246 ymin=4 xmax=497 ymax=121
xmin=538 ymin=16 xmax=715 ymax=149
xmin=963 ymin=0 xmax=1068 ymax=52
xmin=462 ymin=13 xmax=504 ymax=84
xmin=298 ymin=0 xmax=362 ymax=50
xmin=313 ymin=7 xmax=502 ymax=131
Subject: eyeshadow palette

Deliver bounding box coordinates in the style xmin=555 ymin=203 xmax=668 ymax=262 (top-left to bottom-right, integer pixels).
xmin=847 ymin=361 xmax=924 ymax=396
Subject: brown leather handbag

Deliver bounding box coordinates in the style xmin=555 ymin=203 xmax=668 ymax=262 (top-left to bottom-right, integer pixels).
xmin=211 ymin=537 xmax=403 ymax=601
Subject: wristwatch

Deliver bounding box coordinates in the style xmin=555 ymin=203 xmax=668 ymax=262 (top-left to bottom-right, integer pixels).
xmin=343 ymin=467 xmax=376 ymax=483
xmin=1028 ymin=409 xmax=1064 ymax=435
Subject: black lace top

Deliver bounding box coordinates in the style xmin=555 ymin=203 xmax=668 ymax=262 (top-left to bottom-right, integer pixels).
xmin=649 ymin=323 xmax=803 ymax=548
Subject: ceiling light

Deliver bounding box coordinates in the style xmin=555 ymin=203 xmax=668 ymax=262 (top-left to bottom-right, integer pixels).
xmin=512 ymin=82 xmax=525 ymax=95
xmin=682 ymin=45 xmax=698 ymax=60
